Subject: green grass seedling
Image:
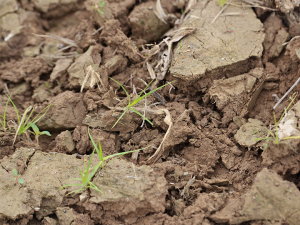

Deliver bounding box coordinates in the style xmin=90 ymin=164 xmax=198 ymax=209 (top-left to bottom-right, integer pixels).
xmin=7 ymin=95 xmax=52 ymax=145
xmin=29 ymin=123 xmax=51 ymax=145
xmin=59 ymin=128 xmax=148 ymax=195
xmin=218 ymin=0 xmax=228 ymax=7
xmin=58 ymin=147 xmax=102 ymax=195
xmin=88 ymin=128 xmax=145 ymax=168
xmin=93 ymin=1 xmax=105 ymax=14
xmin=0 ymin=98 xmax=9 ymax=131
xmin=255 ymin=95 xmax=300 ymax=146
xmin=12 ymin=169 xmax=24 ymax=184
xmin=110 ymin=78 xmax=171 ymax=128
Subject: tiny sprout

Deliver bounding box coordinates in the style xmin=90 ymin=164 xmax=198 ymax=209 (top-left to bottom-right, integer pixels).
xmin=29 ymin=123 xmax=51 ymax=145
xmin=93 ymin=1 xmax=105 ymax=14
xmin=218 ymin=0 xmax=228 ymax=7
xmin=12 ymin=169 xmax=24 ymax=184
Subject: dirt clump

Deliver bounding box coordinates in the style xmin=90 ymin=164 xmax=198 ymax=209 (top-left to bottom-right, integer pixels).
xmin=170 ymin=0 xmax=265 ymax=94
xmin=0 ymin=148 xmax=167 ymax=224
xmin=53 ymin=130 xmax=75 ymax=154
xmin=38 ymin=91 xmax=87 ymax=130
xmin=263 ymin=13 xmax=290 ymax=63
xmin=128 ymin=1 xmax=170 ymax=44
xmin=83 ymin=159 xmax=168 ymax=224
xmin=235 ymin=118 xmax=267 ymax=148
xmin=231 ymin=168 xmax=300 ymax=224
xmin=208 ymin=68 xmax=265 ymax=125
xmin=100 ymin=19 xmax=141 ymax=63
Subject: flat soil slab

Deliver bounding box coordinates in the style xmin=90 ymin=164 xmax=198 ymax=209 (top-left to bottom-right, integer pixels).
xmin=170 ymin=0 xmax=265 ymax=93
xmin=0 ymin=148 xmax=167 ymax=224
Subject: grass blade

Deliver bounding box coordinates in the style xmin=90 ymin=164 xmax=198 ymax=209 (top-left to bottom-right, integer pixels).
xmin=110 ymin=78 xmax=131 ymax=104
xmin=13 ymin=106 xmax=32 ymax=145
xmin=274 ymin=112 xmax=279 ymax=144
xmin=0 ymin=98 xmax=9 ymax=130
xmin=23 ymin=107 xmax=34 ymax=129
xmin=112 ymin=108 xmax=128 ymax=128
xmin=7 ymin=95 xmax=20 ymax=124
xmin=137 ymin=79 xmax=155 ymax=98
xmin=129 ymin=107 xmax=153 ymax=125
xmin=130 ymin=82 xmax=171 ymax=107
xmin=27 ymin=104 xmax=53 ymax=127
xmin=282 ymin=136 xmax=300 ymax=140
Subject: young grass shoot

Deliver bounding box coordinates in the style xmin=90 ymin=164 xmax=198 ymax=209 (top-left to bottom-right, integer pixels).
xmin=110 ymin=78 xmax=171 ymax=128
xmin=254 ymin=95 xmax=300 ymax=147
xmin=218 ymin=0 xmax=228 ymax=7
xmin=58 ymin=147 xmax=103 ymax=196
xmin=59 ymin=127 xmax=148 ymax=195
xmin=0 ymin=98 xmax=9 ymax=131
xmin=7 ymin=95 xmax=52 ymax=145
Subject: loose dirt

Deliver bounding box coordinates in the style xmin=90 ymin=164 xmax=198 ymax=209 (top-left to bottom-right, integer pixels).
xmin=1 ymin=0 xmax=300 ymax=224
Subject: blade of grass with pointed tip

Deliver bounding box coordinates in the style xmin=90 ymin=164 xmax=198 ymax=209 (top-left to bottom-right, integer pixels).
xmin=0 ymin=98 xmax=9 ymax=129
xmin=110 ymin=78 xmax=131 ymax=104
xmin=136 ymin=79 xmax=155 ymax=98
xmin=13 ymin=106 xmax=32 ymax=145
xmin=23 ymin=106 xmax=34 ymax=129
xmin=130 ymin=82 xmax=172 ymax=107
xmin=7 ymin=95 xmax=20 ymax=124
xmin=112 ymin=108 xmax=129 ymax=129
xmin=102 ymin=147 xmax=149 ymax=167
xmin=25 ymin=104 xmax=53 ymax=131
xmin=88 ymin=128 xmax=103 ymax=162
xmin=129 ymin=107 xmax=153 ymax=125
xmin=279 ymin=96 xmax=296 ymax=123
xmin=274 ymin=112 xmax=279 ymax=144
xmin=283 ymin=136 xmax=300 ymax=140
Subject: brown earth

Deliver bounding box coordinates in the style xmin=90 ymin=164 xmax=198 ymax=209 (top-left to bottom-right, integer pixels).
xmin=1 ymin=0 xmax=300 ymax=224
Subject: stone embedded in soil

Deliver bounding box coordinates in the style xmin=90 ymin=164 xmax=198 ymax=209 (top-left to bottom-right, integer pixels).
xmin=37 ymin=91 xmax=87 ymax=130
xmin=234 ymin=118 xmax=267 ymax=147
xmin=208 ymin=68 xmax=264 ymax=124
xmin=50 ymin=58 xmax=73 ymax=81
xmin=85 ymin=159 xmax=168 ymax=224
xmin=230 ymin=168 xmax=300 ymax=224
xmin=169 ymin=0 xmax=264 ymax=93
xmin=55 ymin=207 xmax=77 ymax=225
xmin=43 ymin=216 xmax=58 ymax=225
xmin=128 ymin=1 xmax=170 ymax=44
xmin=67 ymin=45 xmax=104 ymax=90
xmin=54 ymin=130 xmax=75 ymax=154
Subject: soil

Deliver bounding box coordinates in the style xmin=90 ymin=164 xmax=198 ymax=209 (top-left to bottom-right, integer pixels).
xmin=1 ymin=0 xmax=300 ymax=224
